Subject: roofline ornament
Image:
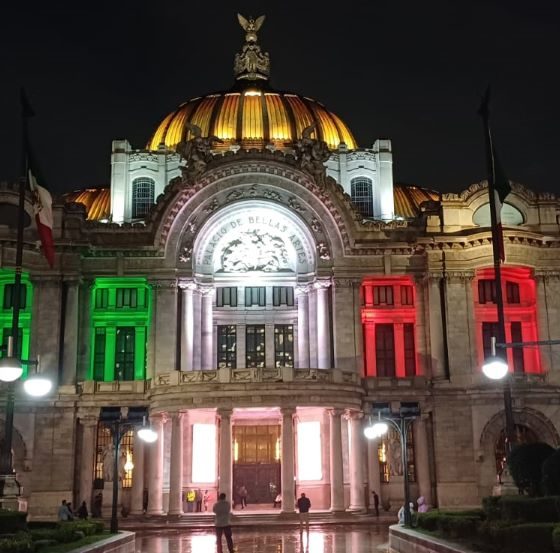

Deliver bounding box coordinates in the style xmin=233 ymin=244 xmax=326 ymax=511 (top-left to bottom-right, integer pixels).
xmin=234 ymin=14 xmax=270 ymax=82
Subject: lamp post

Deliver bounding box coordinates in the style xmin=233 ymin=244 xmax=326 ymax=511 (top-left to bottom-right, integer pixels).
xmin=99 ymin=407 xmax=157 ymax=533
xmin=364 ymin=402 xmax=420 ymax=527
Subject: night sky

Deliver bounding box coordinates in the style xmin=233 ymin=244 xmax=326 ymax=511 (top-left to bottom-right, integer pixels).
xmin=1 ymin=0 xmax=558 ymax=197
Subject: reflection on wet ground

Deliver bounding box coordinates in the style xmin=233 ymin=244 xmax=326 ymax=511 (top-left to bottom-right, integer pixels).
xmin=136 ymin=525 xmax=389 ymax=552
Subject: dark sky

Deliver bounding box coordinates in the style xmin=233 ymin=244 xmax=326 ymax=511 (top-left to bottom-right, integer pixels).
xmin=1 ymin=0 xmax=558 ymax=197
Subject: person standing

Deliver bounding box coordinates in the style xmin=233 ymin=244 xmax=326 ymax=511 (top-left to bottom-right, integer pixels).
xmin=213 ymin=493 xmax=234 ymax=553
xmin=196 ymin=488 xmax=203 ymax=512
xmin=77 ymin=500 xmax=89 ymax=519
xmin=296 ymin=492 xmax=311 ymax=533
xmin=372 ymin=490 xmax=380 ymax=516
xmin=238 ymin=485 xmax=248 ymax=509
xmin=203 ymin=490 xmax=210 ymax=512
xmin=57 ymin=500 xmax=72 ymax=521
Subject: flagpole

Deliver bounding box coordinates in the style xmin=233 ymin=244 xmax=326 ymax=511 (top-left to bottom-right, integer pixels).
xmin=0 ymin=96 xmax=29 ymax=485
xmin=479 ymin=91 xmax=515 ymax=457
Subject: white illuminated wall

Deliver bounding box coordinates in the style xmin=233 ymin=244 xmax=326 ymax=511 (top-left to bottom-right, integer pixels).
xmin=192 ymin=423 xmax=217 ymax=483
xmin=297 ymin=421 xmax=322 ymax=481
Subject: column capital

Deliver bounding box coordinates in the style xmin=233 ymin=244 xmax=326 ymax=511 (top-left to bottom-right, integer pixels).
xmin=344 ymin=409 xmax=364 ymax=421
xmin=178 ymin=279 xmax=197 ymax=291
xmin=198 ymin=284 xmax=214 ymax=297
xmin=444 ymin=271 xmax=474 ymax=283
xmin=328 ymin=408 xmax=345 ymax=418
xmin=333 ymin=278 xmax=361 ymax=288
xmin=168 ymin=410 xmax=185 ymax=421
xmin=77 ymin=408 xmax=100 ymax=423
xmin=295 ymin=284 xmax=312 ymax=296
xmin=535 ymin=270 xmax=560 ymax=282
xmin=280 ymin=407 xmax=296 ymax=417
xmin=217 ymin=408 xmax=233 ymax=420
xmin=314 ymin=278 xmax=332 ymax=290
xmin=148 ymin=278 xmax=179 ymax=289
xmin=149 ymin=412 xmax=167 ymax=425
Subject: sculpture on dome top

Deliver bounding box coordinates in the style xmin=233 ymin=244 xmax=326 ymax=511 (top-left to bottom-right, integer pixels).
xmin=234 ymin=14 xmax=270 ymax=81
xmin=176 ymin=123 xmax=222 ymax=182
xmin=291 ymin=124 xmax=331 ymax=189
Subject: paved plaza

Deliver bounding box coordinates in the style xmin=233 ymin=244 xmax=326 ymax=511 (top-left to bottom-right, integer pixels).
xmin=135 ymin=525 xmax=390 ymax=552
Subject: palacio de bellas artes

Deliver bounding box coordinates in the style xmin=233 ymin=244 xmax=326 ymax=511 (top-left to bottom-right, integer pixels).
xmin=0 ymin=13 xmax=559 ymax=522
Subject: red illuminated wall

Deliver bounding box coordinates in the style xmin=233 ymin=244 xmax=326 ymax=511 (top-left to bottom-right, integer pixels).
xmin=361 ymin=276 xmax=419 ymax=378
xmin=473 ymin=267 xmax=541 ymax=374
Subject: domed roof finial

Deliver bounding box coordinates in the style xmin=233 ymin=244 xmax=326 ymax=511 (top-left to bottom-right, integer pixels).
xmin=234 ymin=14 xmax=270 ymax=82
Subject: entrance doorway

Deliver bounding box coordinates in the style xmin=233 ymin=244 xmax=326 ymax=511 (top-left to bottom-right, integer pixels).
xmin=232 ymin=424 xmax=281 ymax=506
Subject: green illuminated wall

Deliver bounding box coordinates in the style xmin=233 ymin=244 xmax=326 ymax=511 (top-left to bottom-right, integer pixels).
xmin=90 ymin=277 xmax=152 ymax=381
xmin=0 ymin=268 xmax=33 ymax=378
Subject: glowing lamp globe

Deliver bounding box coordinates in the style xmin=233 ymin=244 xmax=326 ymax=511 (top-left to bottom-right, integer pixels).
xmin=372 ymin=421 xmax=389 ymax=437
xmin=23 ymin=376 xmax=52 ymax=397
xmin=0 ymin=357 xmax=24 ymax=382
xmin=137 ymin=427 xmax=158 ymax=443
xmin=482 ymin=357 xmax=509 ymax=380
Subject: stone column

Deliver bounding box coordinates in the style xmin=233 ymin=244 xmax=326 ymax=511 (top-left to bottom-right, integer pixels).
xmin=200 ymin=287 xmax=214 ymax=370
xmin=427 ymin=274 xmax=446 ymax=379
xmin=347 ymin=410 xmax=366 ymax=511
xmin=62 ymin=280 xmax=80 ymax=386
xmin=130 ymin=437 xmax=145 ymax=515
xmin=265 ymin=323 xmax=275 ymax=368
xmin=217 ymin=409 xmax=232 ymax=501
xmin=329 ymin=409 xmax=344 ymax=511
xmin=281 ymin=408 xmax=296 ymax=513
xmin=147 ymin=415 xmax=164 ymax=515
xmin=180 ymin=282 xmax=195 ymax=372
xmin=182 ymin=411 xmax=192 ymax=487
xmin=332 ymin=279 xmax=360 ymax=371
xmin=296 ymin=285 xmax=310 ymax=368
xmin=168 ymin=412 xmax=184 ymax=515
xmin=413 ymin=416 xmax=432 ymax=507
xmin=192 ymin=290 xmax=202 ymax=369
xmin=78 ymin=417 xmax=97 ymax=509
xmin=153 ymin=281 xmax=178 ymax=374
xmin=315 ymin=280 xmax=332 ymax=369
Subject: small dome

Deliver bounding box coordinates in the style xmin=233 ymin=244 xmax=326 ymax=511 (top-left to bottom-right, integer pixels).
xmin=148 ymin=88 xmax=357 ymax=152
xmin=393 ymin=184 xmax=440 ymax=219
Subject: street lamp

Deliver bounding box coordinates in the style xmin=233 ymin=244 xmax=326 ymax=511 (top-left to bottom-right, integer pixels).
xmin=364 ymin=402 xmax=420 ymax=527
xmin=482 ymin=337 xmax=509 ymax=380
xmin=99 ymin=407 xmax=157 ymax=533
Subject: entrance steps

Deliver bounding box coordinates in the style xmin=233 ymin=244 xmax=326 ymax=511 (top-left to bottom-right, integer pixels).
xmin=118 ymin=509 xmax=396 ymax=531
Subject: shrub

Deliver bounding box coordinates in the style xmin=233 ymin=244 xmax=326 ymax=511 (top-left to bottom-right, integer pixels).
xmin=508 ymin=442 xmax=555 ymax=496
xmin=491 ymin=522 xmax=555 ymax=552
xmin=417 ymin=510 xmax=484 ymax=538
xmin=0 ymin=510 xmax=27 ymax=534
xmin=501 ymin=496 xmax=560 ymax=523
xmin=417 ymin=510 xmax=441 ymax=531
xmin=482 ymin=496 xmax=502 ymax=521
xmin=0 ymin=534 xmax=33 ymax=553
xmin=553 ymin=525 xmax=560 ymax=552
xmin=543 ymin=450 xmax=560 ymax=496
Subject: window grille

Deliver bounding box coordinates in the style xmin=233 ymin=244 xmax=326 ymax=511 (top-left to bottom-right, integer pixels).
xmin=115 ymin=327 xmax=135 ymax=380
xmin=217 ymin=325 xmax=237 ymax=368
xmin=351 ymin=177 xmax=374 ymax=218
xmin=116 ymin=288 xmax=139 ymax=308
xmin=93 ymin=328 xmax=106 ymax=381
xmin=274 ymin=325 xmax=294 ymax=368
xmin=94 ymin=423 xmax=134 ymax=489
xmin=245 ymin=287 xmax=266 ymax=307
xmin=272 ymin=287 xmax=294 ymax=307
xmin=378 ymin=425 xmax=416 ymax=483
xmin=131 ymin=177 xmax=155 ymax=218
xmin=246 ymin=325 xmax=265 ymax=368
xmin=216 ymin=287 xmax=238 ymax=307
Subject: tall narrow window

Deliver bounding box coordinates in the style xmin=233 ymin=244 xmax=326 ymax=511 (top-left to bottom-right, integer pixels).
xmin=478 ymin=279 xmax=497 ymax=304
xmin=216 ymin=287 xmax=238 ymax=307
xmin=375 ymin=324 xmax=395 ymax=377
xmin=116 ymin=288 xmax=138 ymax=308
xmin=3 ymin=284 xmax=26 ymax=310
xmin=132 ymin=177 xmax=155 ymax=218
xmin=272 ymin=287 xmax=294 ymax=307
xmin=511 ymin=322 xmax=524 ymax=373
xmin=245 ymin=287 xmax=266 ymax=307
xmin=374 ymin=286 xmax=394 ymax=306
xmin=401 ymin=285 xmax=414 ymax=306
xmin=115 ymin=327 xmax=135 ymax=380
xmin=217 ymin=325 xmax=237 ymax=368
xmin=351 ymin=177 xmax=374 ymax=218
xmin=93 ymin=328 xmax=106 ymax=381
xmin=404 ymin=323 xmax=416 ymax=376
xmin=95 ymin=288 xmax=109 ymax=309
xmin=246 ymin=325 xmax=265 ymax=368
xmin=506 ymin=282 xmax=520 ymax=304
xmin=482 ymin=321 xmax=499 ymax=359
xmin=274 ymin=325 xmax=294 ymax=368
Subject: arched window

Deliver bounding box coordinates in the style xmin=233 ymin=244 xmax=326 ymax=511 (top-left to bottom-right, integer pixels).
xmin=473 ymin=202 xmax=524 ymax=227
xmin=351 ymin=177 xmax=374 ymax=218
xmin=132 ymin=177 xmax=155 ymax=218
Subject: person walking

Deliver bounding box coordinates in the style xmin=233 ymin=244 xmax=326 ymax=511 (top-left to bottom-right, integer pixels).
xmin=213 ymin=492 xmax=234 ymax=553
xmin=372 ymin=490 xmax=380 ymax=516
xmin=296 ymin=492 xmax=311 ymax=533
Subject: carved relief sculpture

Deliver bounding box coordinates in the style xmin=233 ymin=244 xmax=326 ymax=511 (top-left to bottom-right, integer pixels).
xmin=291 ymin=124 xmax=331 ymax=188
xmin=176 ymin=123 xmax=223 ymax=182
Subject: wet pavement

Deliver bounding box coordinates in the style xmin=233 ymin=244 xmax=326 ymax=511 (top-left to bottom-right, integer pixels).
xmin=136 ymin=525 xmax=389 ymax=552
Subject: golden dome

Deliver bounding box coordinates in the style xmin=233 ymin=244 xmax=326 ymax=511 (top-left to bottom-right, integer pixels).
xmin=62 ymin=188 xmax=110 ymax=221
xmin=393 ymin=184 xmax=440 ymax=219
xmin=147 ymin=88 xmax=357 ymax=152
